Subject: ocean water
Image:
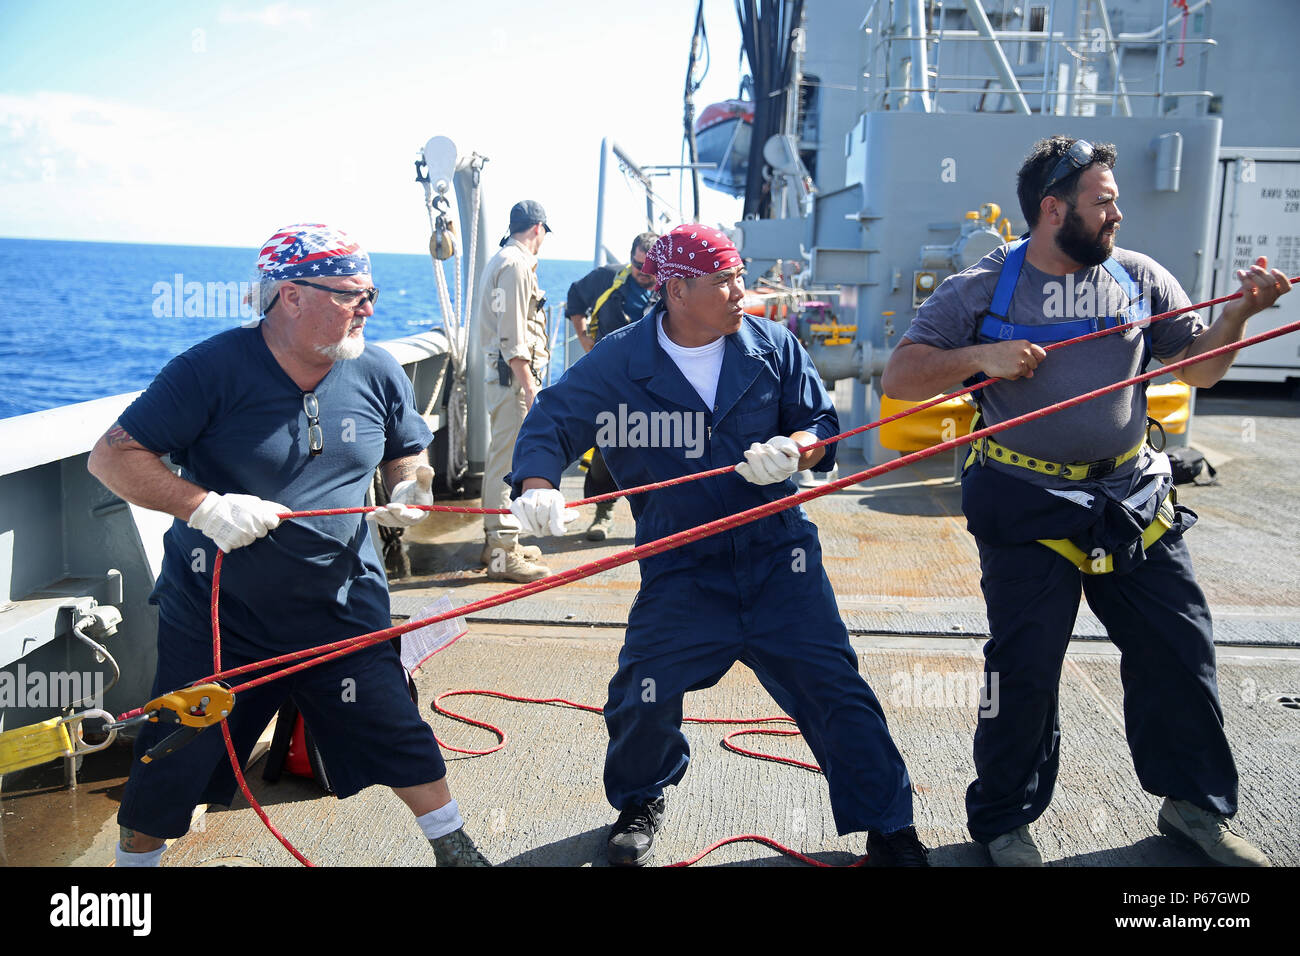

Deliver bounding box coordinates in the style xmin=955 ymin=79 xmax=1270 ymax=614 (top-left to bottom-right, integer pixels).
xmin=0 ymin=237 xmax=594 ymax=420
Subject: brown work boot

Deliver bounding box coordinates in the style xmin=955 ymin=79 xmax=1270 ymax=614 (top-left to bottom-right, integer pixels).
xmin=1158 ymin=798 xmax=1270 ymax=866
xmin=431 ymin=826 xmax=491 ymax=867
xmin=484 ymin=545 xmax=550 ymax=583
xmin=480 ymin=541 xmax=542 ymax=565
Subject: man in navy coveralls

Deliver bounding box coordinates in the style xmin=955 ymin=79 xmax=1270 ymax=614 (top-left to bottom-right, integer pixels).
xmin=507 ymin=225 xmax=927 ymax=867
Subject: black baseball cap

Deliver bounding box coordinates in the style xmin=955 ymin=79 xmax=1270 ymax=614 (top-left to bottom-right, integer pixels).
xmin=507 ymin=200 xmax=551 ymax=237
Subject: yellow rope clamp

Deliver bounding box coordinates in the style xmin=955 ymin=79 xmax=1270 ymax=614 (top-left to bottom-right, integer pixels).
xmin=0 ymin=709 xmax=117 ymax=776
xmin=138 ymin=683 xmax=236 ymax=765
xmin=145 ymin=683 xmax=236 ymax=729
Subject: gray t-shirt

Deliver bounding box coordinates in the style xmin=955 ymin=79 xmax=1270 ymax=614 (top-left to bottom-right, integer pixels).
xmin=904 ymin=243 xmax=1205 ymax=474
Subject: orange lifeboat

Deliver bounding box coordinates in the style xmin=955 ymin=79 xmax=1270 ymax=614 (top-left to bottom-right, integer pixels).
xmin=740 ymin=288 xmax=794 ymax=321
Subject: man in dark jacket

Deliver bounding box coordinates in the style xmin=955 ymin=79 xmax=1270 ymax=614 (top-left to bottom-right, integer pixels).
xmin=511 ymin=225 xmax=926 ymax=867
xmin=564 ymin=231 xmax=659 ymax=539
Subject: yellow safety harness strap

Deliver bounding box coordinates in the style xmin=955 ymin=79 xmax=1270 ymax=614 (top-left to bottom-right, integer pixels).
xmin=1037 ymin=497 xmax=1176 ymax=575
xmin=0 ymin=709 xmax=117 ymax=775
xmin=963 ymin=410 xmax=1145 ymax=480
xmin=588 ymin=265 xmax=631 ymax=341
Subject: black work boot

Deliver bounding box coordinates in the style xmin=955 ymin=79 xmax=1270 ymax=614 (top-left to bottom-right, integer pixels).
xmin=866 ymin=825 xmax=930 ymax=866
xmin=607 ymin=796 xmax=665 ymax=866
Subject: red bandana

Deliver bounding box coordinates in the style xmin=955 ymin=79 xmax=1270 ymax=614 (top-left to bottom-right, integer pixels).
xmin=642 ymin=224 xmax=741 ymax=291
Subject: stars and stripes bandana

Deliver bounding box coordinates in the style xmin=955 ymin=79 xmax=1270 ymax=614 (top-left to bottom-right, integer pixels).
xmin=255 ymin=223 xmax=371 ymax=279
xmin=642 ymin=224 xmax=741 ymax=291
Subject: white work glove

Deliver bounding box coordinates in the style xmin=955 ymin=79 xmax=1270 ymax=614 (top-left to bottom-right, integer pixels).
xmin=735 ymin=435 xmax=802 ymax=486
xmin=375 ymin=465 xmax=435 ymax=528
xmin=509 ymin=487 xmax=578 ymax=537
xmin=187 ymin=491 xmax=287 ymax=553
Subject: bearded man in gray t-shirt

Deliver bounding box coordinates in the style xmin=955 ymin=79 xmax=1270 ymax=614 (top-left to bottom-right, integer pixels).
xmin=882 ymin=135 xmax=1289 ymax=867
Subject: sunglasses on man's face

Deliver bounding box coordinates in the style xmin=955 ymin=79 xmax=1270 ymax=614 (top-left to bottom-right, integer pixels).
xmin=291 ymin=279 xmax=379 ymax=308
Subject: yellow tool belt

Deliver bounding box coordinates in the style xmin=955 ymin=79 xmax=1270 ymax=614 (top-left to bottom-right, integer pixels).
xmin=1038 ymin=495 xmax=1176 ymax=575
xmin=964 ymin=412 xmax=1145 ymax=480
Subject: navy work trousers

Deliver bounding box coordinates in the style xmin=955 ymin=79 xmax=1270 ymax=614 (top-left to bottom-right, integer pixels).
xmin=118 ymin=614 xmax=447 ymax=840
xmin=965 ymin=532 xmax=1239 ymax=844
xmin=603 ymin=514 xmax=914 ymax=836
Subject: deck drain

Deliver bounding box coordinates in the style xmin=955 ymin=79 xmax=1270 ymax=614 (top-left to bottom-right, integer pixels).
xmin=1277 ymin=696 xmax=1300 ymax=710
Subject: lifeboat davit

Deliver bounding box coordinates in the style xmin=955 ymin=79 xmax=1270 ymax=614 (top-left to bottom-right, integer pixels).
xmin=695 ymin=99 xmax=753 ymax=197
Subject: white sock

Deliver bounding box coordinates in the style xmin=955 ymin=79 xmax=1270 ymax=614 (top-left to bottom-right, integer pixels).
xmin=416 ymin=799 xmax=463 ymax=841
xmin=115 ymin=843 xmax=165 ymax=867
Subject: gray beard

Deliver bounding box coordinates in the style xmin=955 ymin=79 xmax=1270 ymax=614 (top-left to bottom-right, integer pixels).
xmin=316 ymin=335 xmax=365 ymax=361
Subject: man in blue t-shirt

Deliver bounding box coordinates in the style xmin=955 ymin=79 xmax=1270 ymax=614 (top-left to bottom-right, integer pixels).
xmin=882 ymin=137 xmax=1289 ymax=867
xmin=88 ymin=223 xmax=489 ymax=867
xmin=564 ymin=231 xmax=659 ymax=540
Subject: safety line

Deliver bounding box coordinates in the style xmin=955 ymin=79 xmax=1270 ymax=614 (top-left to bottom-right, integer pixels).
xmin=211 ymin=546 xmax=315 ymax=866
xmin=122 ymin=303 xmax=1299 ymax=867
xmin=202 ymin=312 xmax=1300 ymax=697
xmin=428 ymin=689 xmax=852 ymax=865
xmin=288 ymin=274 xmax=1296 ymax=518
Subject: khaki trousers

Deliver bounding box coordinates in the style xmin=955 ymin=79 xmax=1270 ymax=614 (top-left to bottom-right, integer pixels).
xmin=481 ymin=380 xmax=529 ymax=547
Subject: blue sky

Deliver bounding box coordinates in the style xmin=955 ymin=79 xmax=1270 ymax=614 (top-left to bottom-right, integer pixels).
xmin=0 ymin=0 xmax=746 ymax=259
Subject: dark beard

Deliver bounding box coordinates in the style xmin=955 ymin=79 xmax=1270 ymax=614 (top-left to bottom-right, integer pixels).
xmin=1054 ymin=205 xmax=1114 ymax=267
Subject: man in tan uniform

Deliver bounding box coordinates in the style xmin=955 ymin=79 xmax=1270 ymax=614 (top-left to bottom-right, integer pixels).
xmin=476 ymin=200 xmax=554 ymax=581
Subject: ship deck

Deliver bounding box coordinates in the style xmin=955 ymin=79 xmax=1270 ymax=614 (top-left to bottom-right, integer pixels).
xmin=2 ymin=382 xmax=1298 ymax=868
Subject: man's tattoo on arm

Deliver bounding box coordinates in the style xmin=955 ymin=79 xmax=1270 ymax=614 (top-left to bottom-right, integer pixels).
xmin=105 ymin=422 xmax=136 ymax=447
xmin=383 ymin=458 xmax=418 ymax=491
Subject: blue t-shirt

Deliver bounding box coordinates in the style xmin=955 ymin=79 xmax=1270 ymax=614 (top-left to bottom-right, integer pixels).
xmin=118 ymin=325 xmax=432 ymax=655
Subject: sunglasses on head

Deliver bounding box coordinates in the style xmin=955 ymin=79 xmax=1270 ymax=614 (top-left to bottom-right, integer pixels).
xmin=1040 ymin=139 xmax=1095 ymax=202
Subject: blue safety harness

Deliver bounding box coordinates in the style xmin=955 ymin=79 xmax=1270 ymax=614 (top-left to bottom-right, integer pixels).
xmin=977 ymin=237 xmax=1151 ymax=346
xmin=965 ymin=235 xmax=1153 ymax=394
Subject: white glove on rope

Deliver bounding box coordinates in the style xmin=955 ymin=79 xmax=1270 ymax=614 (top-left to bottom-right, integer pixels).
xmin=510 ymin=487 xmax=578 ymax=537
xmin=375 ymin=465 xmax=435 ymax=528
xmin=735 ymin=435 xmax=802 ymax=486
xmin=187 ymin=491 xmax=287 ymax=553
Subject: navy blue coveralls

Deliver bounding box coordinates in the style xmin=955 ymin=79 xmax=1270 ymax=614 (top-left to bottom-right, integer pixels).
xmin=509 ymin=309 xmax=914 ymax=835
xmin=957 ymin=241 xmax=1237 ymax=843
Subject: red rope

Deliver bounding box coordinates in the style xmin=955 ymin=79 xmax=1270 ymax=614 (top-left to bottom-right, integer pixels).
xmin=210 ymin=532 xmax=315 ymax=866
xmin=428 ymin=689 xmax=850 ymax=865
xmin=140 ymin=288 xmax=1296 ymax=865
xmin=293 ymin=277 xmax=1293 ymax=518
xmin=206 ymin=311 xmax=1300 ymax=697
